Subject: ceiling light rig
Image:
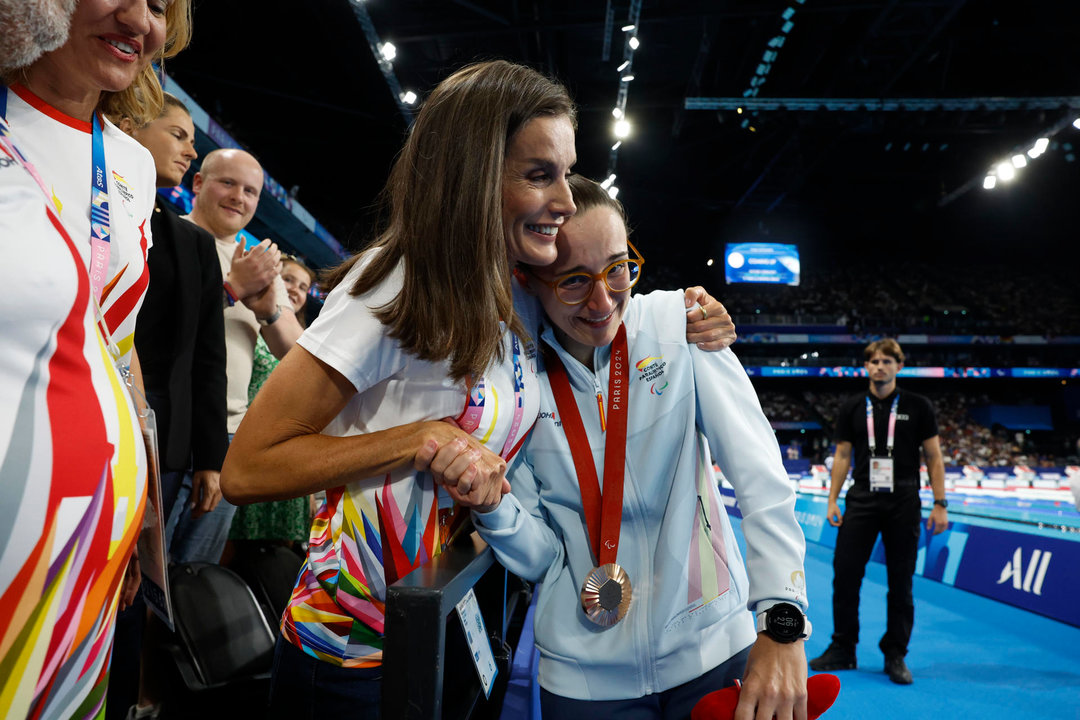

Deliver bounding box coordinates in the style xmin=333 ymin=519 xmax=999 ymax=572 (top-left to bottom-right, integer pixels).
xmin=945 ymin=111 xmax=1080 ymax=204
xmin=605 ymin=0 xmax=644 ymax=200
xmin=739 ymin=0 xmax=806 ymax=130
xmin=347 ymin=1 xmax=417 ymax=123
xmin=980 ymin=120 xmax=1078 ymax=192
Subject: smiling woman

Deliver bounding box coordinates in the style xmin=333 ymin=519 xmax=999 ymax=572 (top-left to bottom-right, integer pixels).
xmin=218 ymin=59 xmax=736 ymax=720
xmin=0 ymin=1 xmax=192 ymax=718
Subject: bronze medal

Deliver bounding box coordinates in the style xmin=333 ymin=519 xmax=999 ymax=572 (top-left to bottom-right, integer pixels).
xmin=580 ymin=562 xmax=632 ymax=626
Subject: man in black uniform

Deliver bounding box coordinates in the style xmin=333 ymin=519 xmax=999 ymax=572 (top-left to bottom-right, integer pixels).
xmin=809 ymin=339 xmax=948 ymax=685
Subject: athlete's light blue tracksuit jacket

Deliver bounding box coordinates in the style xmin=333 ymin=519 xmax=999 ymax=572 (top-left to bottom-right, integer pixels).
xmin=473 ymin=291 xmax=807 ymax=701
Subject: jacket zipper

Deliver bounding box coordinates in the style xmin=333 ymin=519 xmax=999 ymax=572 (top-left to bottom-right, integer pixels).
xmin=697 ymin=494 xmax=712 ymax=533
xmin=592 ymin=375 xmax=606 ymax=431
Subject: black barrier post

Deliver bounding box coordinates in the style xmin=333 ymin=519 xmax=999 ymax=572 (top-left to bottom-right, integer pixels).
xmin=382 ymin=533 xmax=498 ymax=719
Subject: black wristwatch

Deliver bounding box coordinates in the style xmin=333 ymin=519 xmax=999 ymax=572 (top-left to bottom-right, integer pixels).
xmin=755 ymin=602 xmax=810 ymax=644
xmin=933 ymin=498 xmax=948 ymax=509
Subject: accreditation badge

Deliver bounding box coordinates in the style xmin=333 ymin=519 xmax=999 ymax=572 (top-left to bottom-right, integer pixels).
xmin=580 ymin=562 xmax=632 ymax=627
xmin=869 ymin=456 xmax=895 ymax=492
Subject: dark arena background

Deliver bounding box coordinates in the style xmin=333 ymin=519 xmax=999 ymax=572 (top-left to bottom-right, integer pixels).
xmin=143 ymin=1 xmax=1080 ymax=718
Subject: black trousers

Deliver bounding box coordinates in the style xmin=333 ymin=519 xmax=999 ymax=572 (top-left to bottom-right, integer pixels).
xmin=830 ymin=485 xmax=922 ymax=658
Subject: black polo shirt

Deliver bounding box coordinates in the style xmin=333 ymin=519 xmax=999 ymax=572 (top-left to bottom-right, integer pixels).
xmin=834 ymin=388 xmax=938 ymax=489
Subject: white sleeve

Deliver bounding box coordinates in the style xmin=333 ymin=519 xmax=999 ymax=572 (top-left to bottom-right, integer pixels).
xmin=296 ymin=261 xmax=409 ymax=393
xmin=472 ymin=452 xmax=563 ymax=582
xmin=692 ymin=344 xmax=808 ymax=614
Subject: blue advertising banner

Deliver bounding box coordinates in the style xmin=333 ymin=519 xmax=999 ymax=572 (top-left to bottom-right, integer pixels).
xmin=730 ymin=488 xmax=1080 ymax=627
xmin=952 ymin=526 xmax=1080 ymax=627
xmin=742 ymin=365 xmax=1080 ymax=379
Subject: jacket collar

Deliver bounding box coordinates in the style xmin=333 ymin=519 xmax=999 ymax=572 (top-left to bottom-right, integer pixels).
xmin=539 ymin=320 xmax=612 ymax=390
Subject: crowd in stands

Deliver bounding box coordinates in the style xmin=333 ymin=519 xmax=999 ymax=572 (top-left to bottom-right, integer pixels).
xmin=761 ymin=390 xmax=1074 ymax=467
xmin=719 ymin=262 xmax=1080 ymax=337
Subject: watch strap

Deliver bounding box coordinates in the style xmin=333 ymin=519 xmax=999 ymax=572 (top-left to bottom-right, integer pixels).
xmin=258 ymin=307 xmax=283 ymax=326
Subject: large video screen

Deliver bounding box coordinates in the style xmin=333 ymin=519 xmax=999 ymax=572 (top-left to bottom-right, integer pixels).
xmin=724 ymin=242 xmax=800 ymax=285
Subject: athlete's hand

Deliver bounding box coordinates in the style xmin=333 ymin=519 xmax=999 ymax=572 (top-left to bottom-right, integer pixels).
xmin=735 ymin=635 xmax=808 ymax=720
xmin=684 ymin=286 xmax=736 ymax=351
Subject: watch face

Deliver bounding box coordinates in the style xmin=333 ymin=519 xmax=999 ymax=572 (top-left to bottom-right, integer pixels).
xmin=767 ymin=603 xmax=804 ymax=642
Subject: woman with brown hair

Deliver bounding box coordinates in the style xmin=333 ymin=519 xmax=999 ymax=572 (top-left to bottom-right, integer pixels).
xmin=220 ymin=59 xmax=732 ymax=717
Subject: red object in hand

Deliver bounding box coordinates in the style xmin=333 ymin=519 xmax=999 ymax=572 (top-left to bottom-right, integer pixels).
xmin=691 ymin=673 xmax=840 ymax=720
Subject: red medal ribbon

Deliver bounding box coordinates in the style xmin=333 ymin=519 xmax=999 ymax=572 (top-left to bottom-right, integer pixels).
xmin=545 ymin=325 xmax=629 ymax=566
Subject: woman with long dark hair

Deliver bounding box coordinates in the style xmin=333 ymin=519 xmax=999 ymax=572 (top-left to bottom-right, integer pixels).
xmin=221 ymin=60 xmax=734 ymax=717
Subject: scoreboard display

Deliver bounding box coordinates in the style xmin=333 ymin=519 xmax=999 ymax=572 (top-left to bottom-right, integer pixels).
xmin=725 ymin=242 xmax=800 ymax=285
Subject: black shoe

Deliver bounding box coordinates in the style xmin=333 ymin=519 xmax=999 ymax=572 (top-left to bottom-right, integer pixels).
xmin=809 ymin=643 xmax=857 ymax=671
xmin=885 ymin=655 xmax=913 ymax=684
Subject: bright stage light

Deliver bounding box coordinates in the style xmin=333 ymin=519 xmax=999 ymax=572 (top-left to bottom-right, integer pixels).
xmin=1011 ymin=154 xmax=1027 ymax=168
xmin=707 ymin=258 xmax=714 ymax=267
xmin=628 ymin=36 xmax=640 ymax=50
xmin=612 ymin=107 xmax=623 ymax=119
xmin=983 ymin=175 xmax=997 ymax=190
xmin=607 ymin=185 xmax=620 ymax=199
xmin=614 ymin=118 xmax=632 ymax=139
xmin=617 ymin=60 xmax=630 ymax=72
xmin=399 ymin=90 xmax=417 ymax=105
xmin=379 ymin=42 xmax=396 ymax=61
xmin=601 ymin=173 xmax=617 ymax=189
xmin=621 ymin=74 xmax=635 ymax=82
xmin=996 ymin=162 xmax=1016 ymax=181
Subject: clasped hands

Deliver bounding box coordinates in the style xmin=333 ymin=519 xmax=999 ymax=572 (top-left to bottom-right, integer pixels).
xmin=413 ymin=420 xmax=509 ymax=512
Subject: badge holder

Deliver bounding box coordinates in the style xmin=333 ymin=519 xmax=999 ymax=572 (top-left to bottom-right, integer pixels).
xmin=94 ymin=296 xmax=174 ymax=630
xmin=455 ymin=587 xmax=498 ymax=698
xmin=869 ymin=457 xmax=895 ymax=493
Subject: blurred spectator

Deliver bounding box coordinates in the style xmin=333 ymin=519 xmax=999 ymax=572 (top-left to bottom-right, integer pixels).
xmin=229 ymin=257 xmax=317 ymax=552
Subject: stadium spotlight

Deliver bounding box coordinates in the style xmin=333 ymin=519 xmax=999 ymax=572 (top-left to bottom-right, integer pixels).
xmin=399 ymin=90 xmax=417 ymax=105
xmin=629 ymin=36 xmax=641 ymax=50
xmin=607 ymin=185 xmax=620 ymax=199
xmin=996 ymin=161 xmax=1016 ymax=181
xmin=983 ymin=175 xmax=997 ymax=190
xmin=1028 ymin=138 xmax=1049 ymax=158
xmin=614 ymin=118 xmax=632 ymax=139
xmin=600 ymin=173 xmax=617 ymax=190
xmin=379 ymin=41 xmax=396 ymax=61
